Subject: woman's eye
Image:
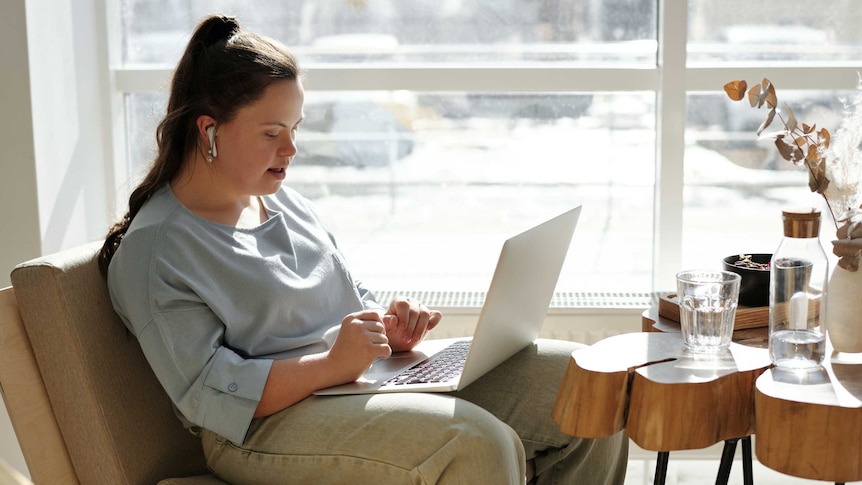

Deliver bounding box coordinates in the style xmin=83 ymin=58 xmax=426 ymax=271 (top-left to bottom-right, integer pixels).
xmin=265 ymin=132 xmax=278 ymax=139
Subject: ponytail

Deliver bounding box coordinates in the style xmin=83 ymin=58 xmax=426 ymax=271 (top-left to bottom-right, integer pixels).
xmin=98 ymin=14 xmax=300 ymax=276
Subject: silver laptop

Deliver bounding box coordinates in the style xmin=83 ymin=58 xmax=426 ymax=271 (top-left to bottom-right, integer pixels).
xmin=314 ymin=205 xmax=582 ymax=395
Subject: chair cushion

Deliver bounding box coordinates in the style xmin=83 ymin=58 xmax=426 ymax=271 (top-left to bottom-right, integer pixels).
xmin=0 ymin=287 xmax=76 ymax=484
xmin=158 ymin=474 xmax=230 ymax=485
xmin=11 ymin=242 xmax=213 ymax=484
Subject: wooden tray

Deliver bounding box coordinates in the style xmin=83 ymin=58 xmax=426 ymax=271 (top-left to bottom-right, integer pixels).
xmin=658 ymin=292 xmax=768 ymax=330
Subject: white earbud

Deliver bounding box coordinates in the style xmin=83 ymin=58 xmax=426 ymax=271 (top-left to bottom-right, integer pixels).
xmin=206 ymin=125 xmax=217 ymax=161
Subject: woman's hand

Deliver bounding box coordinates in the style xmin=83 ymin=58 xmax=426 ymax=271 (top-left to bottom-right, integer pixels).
xmin=328 ymin=310 xmax=392 ymax=382
xmin=256 ymin=310 xmax=391 ymax=416
xmin=384 ymin=297 xmax=443 ymax=352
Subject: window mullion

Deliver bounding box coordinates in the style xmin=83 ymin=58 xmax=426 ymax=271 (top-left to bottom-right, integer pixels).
xmin=654 ymin=0 xmax=688 ymax=291
xmin=100 ymin=0 xmax=129 ymax=219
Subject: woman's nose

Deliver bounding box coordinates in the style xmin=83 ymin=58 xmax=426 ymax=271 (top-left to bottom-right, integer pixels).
xmin=278 ymin=133 xmax=297 ymax=157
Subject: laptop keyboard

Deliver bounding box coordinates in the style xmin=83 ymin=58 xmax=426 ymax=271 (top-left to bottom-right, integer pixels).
xmin=383 ymin=340 xmax=471 ymax=386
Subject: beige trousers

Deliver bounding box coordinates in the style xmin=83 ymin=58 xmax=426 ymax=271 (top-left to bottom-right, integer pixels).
xmin=202 ymin=339 xmax=628 ymax=484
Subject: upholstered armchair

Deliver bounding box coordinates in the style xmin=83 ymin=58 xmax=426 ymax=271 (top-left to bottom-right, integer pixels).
xmin=0 ymin=242 xmax=225 ymax=484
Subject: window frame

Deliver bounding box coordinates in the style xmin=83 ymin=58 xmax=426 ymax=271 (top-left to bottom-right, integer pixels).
xmin=106 ymin=0 xmax=862 ymax=292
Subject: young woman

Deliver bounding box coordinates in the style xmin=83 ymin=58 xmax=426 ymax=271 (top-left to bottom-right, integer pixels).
xmin=100 ymin=14 xmax=627 ymax=484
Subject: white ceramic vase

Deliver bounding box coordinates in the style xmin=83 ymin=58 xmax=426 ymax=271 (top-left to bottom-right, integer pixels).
xmin=827 ymin=265 xmax=862 ymax=353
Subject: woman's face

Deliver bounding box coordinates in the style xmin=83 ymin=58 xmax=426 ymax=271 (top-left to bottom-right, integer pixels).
xmin=210 ymin=79 xmax=305 ymax=198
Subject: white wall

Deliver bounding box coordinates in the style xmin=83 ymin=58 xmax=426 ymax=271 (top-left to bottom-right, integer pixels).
xmin=27 ymin=0 xmax=114 ymax=255
xmin=0 ymin=0 xmax=41 ymax=477
xmin=0 ymin=1 xmax=112 ymax=276
xmin=0 ymin=0 xmax=114 ymax=477
xmin=1 ymin=0 xmax=41 ymax=288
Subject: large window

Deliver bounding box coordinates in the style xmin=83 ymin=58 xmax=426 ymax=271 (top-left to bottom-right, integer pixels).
xmin=114 ymin=1 xmax=862 ymax=297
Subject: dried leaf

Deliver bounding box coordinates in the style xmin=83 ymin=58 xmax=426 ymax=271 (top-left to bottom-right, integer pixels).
xmin=765 ymin=82 xmax=778 ymax=109
xmin=802 ymin=123 xmax=813 ymax=134
xmin=837 ymin=219 xmax=862 ymax=240
xmin=806 ymin=146 xmax=821 ymax=162
xmin=784 ymin=105 xmax=798 ymax=133
xmin=748 ymin=84 xmax=765 ymax=108
xmin=756 ymin=108 xmax=776 ymax=136
xmin=833 ymin=238 xmax=862 ymax=254
xmin=793 ymin=136 xmax=808 ymax=148
xmin=808 ymin=160 xmax=829 ymax=194
xmin=832 ymin=235 xmax=862 ymax=271
xmin=808 ymin=172 xmax=819 ymax=193
xmin=837 ymin=255 xmax=860 ymax=272
xmin=839 ymin=256 xmax=860 ymax=271
xmin=818 ymin=128 xmax=831 ymax=148
xmin=831 ymin=238 xmax=862 ymax=271
xmin=723 ymin=80 xmax=747 ymax=101
xmin=775 ymin=135 xmax=794 ymax=161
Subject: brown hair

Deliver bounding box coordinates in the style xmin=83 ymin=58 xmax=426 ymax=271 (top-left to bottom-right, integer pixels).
xmin=98 ymin=14 xmax=301 ymax=275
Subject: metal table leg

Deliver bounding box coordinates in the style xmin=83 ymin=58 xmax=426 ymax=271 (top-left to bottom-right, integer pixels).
xmin=715 ymin=438 xmax=739 ymax=485
xmin=654 ymin=451 xmax=670 ymax=485
xmin=741 ymin=437 xmax=753 ymax=485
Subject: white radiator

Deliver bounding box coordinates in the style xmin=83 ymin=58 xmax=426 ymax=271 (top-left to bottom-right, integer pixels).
xmin=372 ymin=290 xmax=656 ymax=344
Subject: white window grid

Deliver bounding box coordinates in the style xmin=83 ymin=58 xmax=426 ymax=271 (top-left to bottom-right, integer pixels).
xmin=105 ymin=1 xmax=862 ymax=291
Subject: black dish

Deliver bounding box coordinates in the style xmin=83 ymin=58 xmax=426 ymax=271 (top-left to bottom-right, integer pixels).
xmin=722 ymin=253 xmax=771 ymax=308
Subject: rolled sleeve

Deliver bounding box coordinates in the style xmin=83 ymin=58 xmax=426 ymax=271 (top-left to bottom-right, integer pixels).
xmin=198 ymin=347 xmax=272 ymax=443
xmin=139 ymin=307 xmax=273 ymax=445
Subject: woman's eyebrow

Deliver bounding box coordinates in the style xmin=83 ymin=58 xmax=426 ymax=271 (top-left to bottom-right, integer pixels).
xmin=261 ymin=117 xmax=304 ymax=127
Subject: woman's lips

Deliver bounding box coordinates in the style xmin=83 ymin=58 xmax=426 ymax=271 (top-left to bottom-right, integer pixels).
xmin=268 ymin=167 xmax=286 ymax=179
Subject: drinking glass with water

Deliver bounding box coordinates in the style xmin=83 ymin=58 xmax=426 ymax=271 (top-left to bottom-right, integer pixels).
xmin=676 ymin=270 xmax=741 ymax=353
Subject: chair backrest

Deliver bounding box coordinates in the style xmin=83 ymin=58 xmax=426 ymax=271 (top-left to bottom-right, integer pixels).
xmin=5 ymin=242 xmax=208 ymax=484
xmin=0 ymin=286 xmax=75 ymax=484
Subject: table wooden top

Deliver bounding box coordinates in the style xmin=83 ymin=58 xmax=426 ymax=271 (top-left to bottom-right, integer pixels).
xmin=552 ymin=331 xmax=771 ymax=451
xmin=562 ymin=305 xmax=862 ymax=481
xmin=754 ymin=357 xmax=862 ymax=482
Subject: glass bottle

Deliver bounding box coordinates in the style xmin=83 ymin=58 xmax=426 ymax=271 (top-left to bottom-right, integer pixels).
xmin=768 ymin=208 xmax=829 ymax=370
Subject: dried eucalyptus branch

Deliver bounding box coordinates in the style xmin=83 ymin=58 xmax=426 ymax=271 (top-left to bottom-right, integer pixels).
xmin=723 ymin=78 xmax=839 ymax=228
xmin=724 ymin=77 xmax=862 ymax=271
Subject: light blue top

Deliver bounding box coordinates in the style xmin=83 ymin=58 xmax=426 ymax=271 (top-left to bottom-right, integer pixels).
xmin=107 ymin=184 xmax=382 ymax=444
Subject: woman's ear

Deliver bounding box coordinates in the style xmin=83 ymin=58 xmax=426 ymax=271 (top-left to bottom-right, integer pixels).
xmin=196 ymin=115 xmax=218 ymax=162
xmin=195 ymin=115 xmax=217 ymax=140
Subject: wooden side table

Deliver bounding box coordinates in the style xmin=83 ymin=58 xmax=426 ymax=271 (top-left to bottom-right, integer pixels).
xmin=552 ymin=329 xmax=771 ymax=485
xmin=755 ymin=360 xmax=862 ymax=484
